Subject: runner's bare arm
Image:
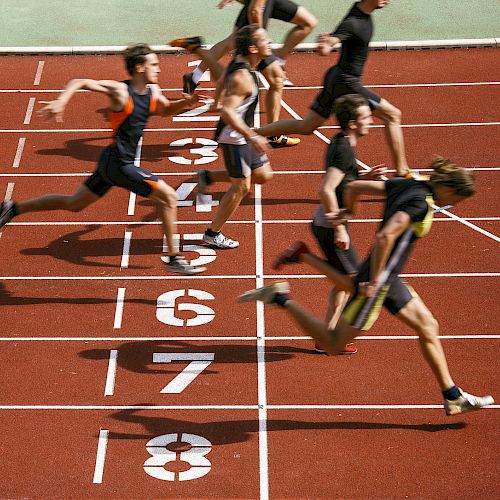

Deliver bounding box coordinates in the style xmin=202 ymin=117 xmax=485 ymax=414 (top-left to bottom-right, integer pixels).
xmin=368 ymin=211 xmax=411 ymax=290
xmin=247 ymin=0 xmax=267 ymax=27
xmin=151 ymin=85 xmax=200 ymax=117
xmin=317 ymin=33 xmax=341 ymax=56
xmin=38 ymin=79 xmax=128 ymax=122
xmin=221 ymin=70 xmax=270 ymax=153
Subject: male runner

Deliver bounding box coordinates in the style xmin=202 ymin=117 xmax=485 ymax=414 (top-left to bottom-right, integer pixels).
xmin=0 ymin=44 xmax=205 ymax=275
xmin=240 ymin=157 xmax=494 ymax=415
xmin=273 ymin=94 xmax=386 ymax=355
xmin=179 ymin=0 xmax=317 ymax=148
xmin=171 ymin=26 xmax=273 ymax=250
xmin=256 ymin=0 xmax=411 ymax=177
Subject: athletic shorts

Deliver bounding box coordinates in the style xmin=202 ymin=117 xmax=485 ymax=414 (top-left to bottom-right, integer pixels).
xmin=220 ymin=143 xmax=268 ymax=178
xmin=311 ymin=222 xmax=359 ymax=275
xmin=84 ymin=145 xmax=159 ymax=198
xmin=235 ymin=0 xmax=298 ymax=29
xmin=342 ymin=276 xmax=418 ymax=331
xmin=311 ymin=66 xmax=382 ymax=119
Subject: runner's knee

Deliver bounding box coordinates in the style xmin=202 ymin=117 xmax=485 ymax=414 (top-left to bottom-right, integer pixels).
xmin=252 ymin=168 xmax=273 ymax=184
xmin=155 ymin=182 xmax=178 ymax=208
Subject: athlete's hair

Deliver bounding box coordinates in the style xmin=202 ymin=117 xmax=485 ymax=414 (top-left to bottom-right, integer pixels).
xmin=235 ymin=24 xmax=261 ymax=56
xmin=333 ymin=94 xmax=369 ymax=131
xmin=428 ymin=156 xmax=476 ymax=197
xmin=123 ymin=44 xmax=154 ymax=75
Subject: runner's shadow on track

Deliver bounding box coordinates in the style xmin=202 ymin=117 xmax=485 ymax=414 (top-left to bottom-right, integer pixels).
xmin=36 ymin=137 xmax=208 ymax=164
xmin=105 ymin=407 xmax=467 ymax=445
xmin=79 ymin=340 xmax=313 ymax=375
xmin=0 ymin=281 xmax=155 ymax=307
xmin=37 ymin=137 xmax=109 ymax=162
xmin=20 ymin=225 xmax=164 ymax=268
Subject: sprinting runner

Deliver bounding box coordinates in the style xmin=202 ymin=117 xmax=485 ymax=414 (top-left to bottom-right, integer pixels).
xmin=171 ymin=26 xmax=273 ymax=250
xmin=256 ymin=0 xmax=411 ymax=177
xmin=273 ymin=93 xmax=386 ymax=355
xmin=0 ymin=44 xmax=205 ymax=275
xmin=240 ymin=157 xmax=494 ymax=415
xmin=179 ymin=0 xmax=317 ymax=148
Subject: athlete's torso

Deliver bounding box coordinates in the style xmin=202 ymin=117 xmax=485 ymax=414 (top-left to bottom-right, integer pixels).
xmin=332 ymin=2 xmax=373 ymax=77
xmin=215 ymin=59 xmax=259 ymax=145
xmin=314 ymin=133 xmax=359 ymax=227
xmin=109 ymin=80 xmax=157 ymax=162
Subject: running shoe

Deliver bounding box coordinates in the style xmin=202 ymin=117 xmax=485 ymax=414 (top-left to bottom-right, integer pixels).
xmin=445 ymin=389 xmax=494 ymax=416
xmin=170 ymin=36 xmax=204 ymax=52
xmin=182 ymin=72 xmax=199 ymax=94
xmin=0 ymin=200 xmax=15 ymax=228
xmin=197 ymin=169 xmax=210 ymax=195
xmin=163 ymin=256 xmax=206 ymax=275
xmin=239 ymin=281 xmax=291 ymax=304
xmin=272 ymin=240 xmax=310 ymax=269
xmin=268 ymin=135 xmax=301 ymax=148
xmin=314 ymin=342 xmax=357 ymax=355
xmin=203 ymin=231 xmax=239 ymax=249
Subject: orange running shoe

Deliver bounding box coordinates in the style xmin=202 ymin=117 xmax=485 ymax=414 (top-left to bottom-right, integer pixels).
xmin=169 ymin=36 xmax=203 ymax=52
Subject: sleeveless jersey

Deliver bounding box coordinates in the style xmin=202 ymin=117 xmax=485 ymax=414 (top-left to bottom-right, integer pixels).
xmin=214 ymin=59 xmax=259 ymax=145
xmin=108 ymin=80 xmax=157 ymax=162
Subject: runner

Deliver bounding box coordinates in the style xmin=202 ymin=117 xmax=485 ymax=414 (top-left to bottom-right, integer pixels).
xmin=171 ymin=26 xmax=273 ymax=250
xmin=0 ymin=44 xmax=205 ymax=275
xmin=273 ymin=93 xmax=386 ymax=355
xmin=178 ymin=0 xmax=317 ymax=148
xmin=240 ymin=157 xmax=494 ymax=415
xmin=256 ymin=0 xmax=411 ymax=177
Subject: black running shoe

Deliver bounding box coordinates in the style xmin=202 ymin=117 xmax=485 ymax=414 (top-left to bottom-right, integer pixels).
xmin=183 ymin=72 xmax=199 ymax=94
xmin=0 ymin=200 xmax=15 ymax=228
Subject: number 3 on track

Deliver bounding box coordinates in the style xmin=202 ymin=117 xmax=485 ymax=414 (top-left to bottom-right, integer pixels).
xmin=144 ymin=433 xmax=212 ymax=481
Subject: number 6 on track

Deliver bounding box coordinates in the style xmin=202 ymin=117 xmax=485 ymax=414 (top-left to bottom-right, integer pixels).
xmin=153 ymin=352 xmax=215 ymax=393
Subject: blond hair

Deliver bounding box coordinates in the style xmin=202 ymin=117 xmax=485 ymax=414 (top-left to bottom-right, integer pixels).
xmin=428 ymin=156 xmax=475 ymax=197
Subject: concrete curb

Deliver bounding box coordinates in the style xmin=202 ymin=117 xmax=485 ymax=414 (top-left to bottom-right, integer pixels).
xmin=0 ymin=38 xmax=498 ymax=55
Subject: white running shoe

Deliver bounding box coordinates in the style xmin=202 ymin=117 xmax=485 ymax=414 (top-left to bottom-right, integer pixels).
xmin=203 ymin=232 xmax=239 ymax=249
xmin=239 ymin=281 xmax=290 ymax=304
xmin=162 ymin=256 xmax=206 ymax=275
xmin=445 ymin=389 xmax=494 ymax=416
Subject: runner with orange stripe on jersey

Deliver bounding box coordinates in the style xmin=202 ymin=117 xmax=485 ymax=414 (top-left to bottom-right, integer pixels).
xmin=0 ymin=44 xmax=205 ymax=275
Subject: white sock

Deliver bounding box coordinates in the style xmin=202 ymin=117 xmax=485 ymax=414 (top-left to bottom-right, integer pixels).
xmin=192 ymin=67 xmax=204 ymax=84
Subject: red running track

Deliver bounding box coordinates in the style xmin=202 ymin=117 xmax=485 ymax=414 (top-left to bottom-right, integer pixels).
xmin=0 ymin=48 xmax=499 ymax=499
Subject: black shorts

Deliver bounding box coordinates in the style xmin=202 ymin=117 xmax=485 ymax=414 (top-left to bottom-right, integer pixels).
xmin=311 ymin=222 xmax=359 ymax=275
xmin=84 ymin=145 xmax=159 ymax=198
xmin=235 ymin=0 xmax=298 ymax=29
xmin=311 ymin=66 xmax=382 ymax=119
xmin=220 ymin=143 xmax=268 ymax=178
xmin=343 ymin=276 xmax=418 ymax=331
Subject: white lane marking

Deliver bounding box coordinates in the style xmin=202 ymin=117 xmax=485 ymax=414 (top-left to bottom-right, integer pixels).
xmin=113 ymin=288 xmax=126 ymax=329
xmin=127 ymin=192 xmax=136 ymax=216
xmin=1 ymin=122 xmax=499 ymax=134
xmin=0 ymin=81 xmax=499 ymax=93
xmin=0 ymin=404 xmax=497 ymax=410
xmin=92 ymin=429 xmax=109 ymax=484
xmin=1 ymin=166 xmax=499 ymax=178
xmin=23 ymin=97 xmax=36 ymax=124
xmin=33 ymin=61 xmax=45 ymax=86
xmin=1 ymin=335 xmax=499 ymax=341
xmin=0 ymin=273 xmax=499 ymax=281
xmin=3 ymin=182 xmax=15 ymax=201
xmin=12 ymin=137 xmax=26 ymax=168
xmin=104 ymin=350 xmax=118 ymax=396
xmin=120 ymin=231 xmax=132 ymax=268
